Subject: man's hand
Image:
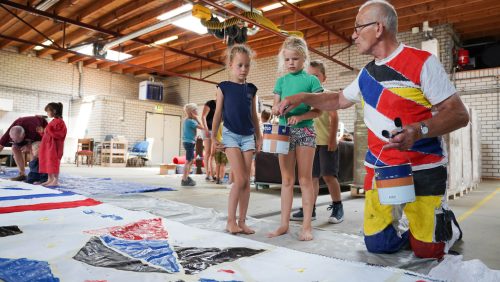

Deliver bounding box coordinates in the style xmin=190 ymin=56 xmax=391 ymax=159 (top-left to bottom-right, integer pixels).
xmin=383 ymin=124 xmax=420 ymax=151
xmin=287 ymin=115 xmax=303 ymax=125
xmin=278 ymin=93 xmax=305 ymax=115
xmin=271 ymin=105 xmax=280 ymax=116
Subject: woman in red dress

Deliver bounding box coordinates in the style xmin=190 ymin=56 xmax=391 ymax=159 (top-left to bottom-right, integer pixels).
xmin=39 ymin=102 xmax=67 ymax=186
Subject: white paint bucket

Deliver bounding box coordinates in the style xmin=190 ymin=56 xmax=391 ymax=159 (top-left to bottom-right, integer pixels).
xmin=375 ymin=163 xmax=416 ymax=205
xmin=262 ymin=123 xmax=290 ymax=154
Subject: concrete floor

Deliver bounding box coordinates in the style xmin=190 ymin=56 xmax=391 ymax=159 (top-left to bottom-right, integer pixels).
xmin=61 ymin=164 xmax=500 ymax=270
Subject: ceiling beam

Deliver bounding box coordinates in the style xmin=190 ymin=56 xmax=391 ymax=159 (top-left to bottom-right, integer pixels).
xmin=170 ymin=31 xmax=345 ymax=74
xmin=0 ymin=0 xmax=224 ymax=66
xmin=197 ymin=0 xmax=353 ymax=70
xmin=24 ymin=0 xmax=162 ymax=55
xmin=279 ymin=0 xmax=351 ymax=43
xmin=0 ymin=0 xmax=114 ymax=49
xmin=93 ymin=0 xmax=437 ymax=70
xmin=0 ymin=33 xmax=219 ymax=85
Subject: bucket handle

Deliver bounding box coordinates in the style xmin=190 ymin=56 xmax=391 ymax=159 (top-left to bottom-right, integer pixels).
xmin=374 ymin=146 xmax=412 ymax=168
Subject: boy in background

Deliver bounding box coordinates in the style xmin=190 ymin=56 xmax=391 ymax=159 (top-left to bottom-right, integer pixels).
xmin=214 ymin=122 xmax=228 ymax=184
xmin=26 ymin=141 xmax=48 ymax=184
xmin=181 ymin=103 xmax=204 ymax=186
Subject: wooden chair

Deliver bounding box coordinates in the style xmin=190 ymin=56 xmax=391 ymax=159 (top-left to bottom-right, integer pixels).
xmin=75 ymin=138 xmax=94 ymax=167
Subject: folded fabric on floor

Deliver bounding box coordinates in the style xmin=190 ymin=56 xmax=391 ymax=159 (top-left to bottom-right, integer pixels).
xmin=0 ymin=183 xmax=437 ymax=282
xmin=0 ymin=168 xmax=175 ymax=195
xmin=0 ymin=182 xmax=101 ymax=214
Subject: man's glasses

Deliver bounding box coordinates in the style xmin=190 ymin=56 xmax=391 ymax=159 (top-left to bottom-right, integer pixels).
xmin=354 ymin=21 xmax=378 ymax=34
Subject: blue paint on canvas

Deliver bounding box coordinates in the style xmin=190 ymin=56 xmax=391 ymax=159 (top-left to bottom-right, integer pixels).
xmin=100 ymin=235 xmax=180 ymax=273
xmin=0 ymin=258 xmax=60 ymax=282
xmin=0 ymin=168 xmax=176 ymax=195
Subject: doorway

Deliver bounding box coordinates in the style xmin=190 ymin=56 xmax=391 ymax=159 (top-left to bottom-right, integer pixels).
xmin=145 ymin=112 xmax=181 ymax=165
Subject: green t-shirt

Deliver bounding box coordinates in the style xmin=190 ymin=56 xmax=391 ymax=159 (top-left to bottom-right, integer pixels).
xmin=273 ymin=69 xmax=323 ymax=128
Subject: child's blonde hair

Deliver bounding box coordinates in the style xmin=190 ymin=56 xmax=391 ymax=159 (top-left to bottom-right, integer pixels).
xmin=226 ymin=44 xmax=255 ymax=67
xmin=277 ymin=36 xmax=310 ymax=75
xmin=183 ymin=103 xmax=198 ymax=117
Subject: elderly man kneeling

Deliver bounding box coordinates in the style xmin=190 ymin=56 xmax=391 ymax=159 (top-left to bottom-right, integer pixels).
xmin=0 ymin=116 xmax=48 ymax=181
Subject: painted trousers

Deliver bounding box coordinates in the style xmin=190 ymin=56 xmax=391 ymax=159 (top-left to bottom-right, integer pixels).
xmin=363 ymin=165 xmax=462 ymax=259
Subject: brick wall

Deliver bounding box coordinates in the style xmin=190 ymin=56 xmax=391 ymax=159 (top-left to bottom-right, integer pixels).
xmin=0 ymin=50 xmax=183 ymax=163
xmin=454 ymin=68 xmax=500 ymax=178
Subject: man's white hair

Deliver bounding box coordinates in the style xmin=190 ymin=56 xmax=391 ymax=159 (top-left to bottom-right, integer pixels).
xmin=9 ymin=126 xmax=25 ymax=139
xmin=359 ymin=0 xmax=398 ymax=35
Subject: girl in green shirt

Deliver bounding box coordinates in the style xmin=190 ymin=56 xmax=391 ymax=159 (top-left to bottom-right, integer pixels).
xmin=269 ymin=36 xmax=323 ymax=241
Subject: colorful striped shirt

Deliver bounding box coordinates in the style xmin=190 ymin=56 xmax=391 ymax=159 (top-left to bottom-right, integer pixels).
xmin=343 ymin=44 xmax=456 ymax=170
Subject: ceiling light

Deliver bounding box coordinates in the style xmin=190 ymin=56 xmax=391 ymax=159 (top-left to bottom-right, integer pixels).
xmin=35 ymin=0 xmax=59 ymax=11
xmin=173 ymin=16 xmax=208 ymax=35
xmin=156 ymin=3 xmax=210 ymax=35
xmin=72 ymin=44 xmax=132 ymax=61
xmin=154 ymin=35 xmax=179 ymax=45
xmin=105 ymin=50 xmax=133 ymax=61
xmin=157 ymin=4 xmax=193 ymax=21
xmin=33 ymin=39 xmax=53 ymax=51
xmin=261 ymin=0 xmax=303 ymax=12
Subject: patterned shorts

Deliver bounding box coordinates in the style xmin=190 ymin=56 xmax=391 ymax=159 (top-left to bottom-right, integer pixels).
xmin=289 ymin=127 xmax=316 ymax=151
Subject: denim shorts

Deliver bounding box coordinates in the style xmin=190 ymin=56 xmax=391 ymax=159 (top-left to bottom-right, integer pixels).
xmin=222 ymin=126 xmax=255 ymax=152
xmin=183 ymin=142 xmax=195 ymax=161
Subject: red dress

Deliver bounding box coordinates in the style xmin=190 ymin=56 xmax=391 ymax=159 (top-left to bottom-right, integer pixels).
xmin=39 ymin=118 xmax=67 ymax=174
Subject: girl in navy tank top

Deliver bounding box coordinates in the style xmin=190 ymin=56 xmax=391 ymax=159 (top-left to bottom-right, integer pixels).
xmin=211 ymin=45 xmax=262 ymax=235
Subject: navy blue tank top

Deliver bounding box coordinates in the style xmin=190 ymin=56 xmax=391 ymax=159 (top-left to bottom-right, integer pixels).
xmin=217 ymin=81 xmax=257 ymax=135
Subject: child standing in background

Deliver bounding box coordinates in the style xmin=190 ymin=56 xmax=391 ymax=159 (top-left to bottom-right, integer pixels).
xmin=259 ymin=109 xmax=272 ymax=134
xmin=39 ymin=102 xmax=67 ymax=187
xmin=213 ymin=122 xmax=228 ymax=184
xmin=269 ymin=37 xmax=323 ymax=241
xmin=251 ymin=108 xmax=271 ymax=182
xmin=211 ymin=44 xmax=261 ymax=234
xmin=26 ymin=141 xmax=48 ymax=184
xmin=181 ymin=103 xmax=204 ymax=186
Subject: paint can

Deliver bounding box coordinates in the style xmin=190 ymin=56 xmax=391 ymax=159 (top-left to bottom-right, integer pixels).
xmin=262 ymin=123 xmax=290 ymax=154
xmin=374 ymin=163 xmax=416 ymax=205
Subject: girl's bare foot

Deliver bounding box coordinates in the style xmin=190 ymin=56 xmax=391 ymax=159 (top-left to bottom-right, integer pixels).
xmin=43 ymin=180 xmax=59 ymax=187
xmin=299 ymin=227 xmax=313 ymax=241
xmin=40 ymin=180 xmax=51 ymax=186
xmin=226 ymin=222 xmax=243 ymax=234
xmin=238 ymin=221 xmax=255 ymax=235
xmin=267 ymin=225 xmax=288 ymax=238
